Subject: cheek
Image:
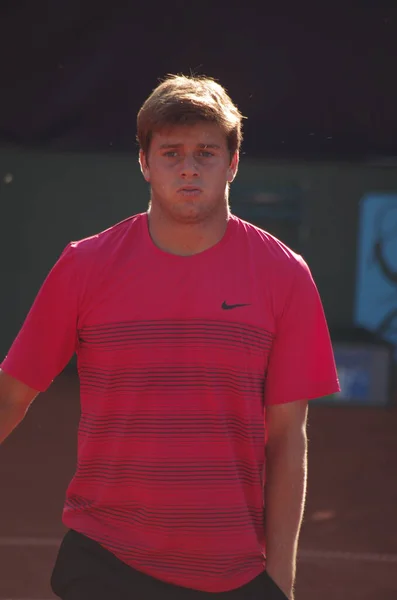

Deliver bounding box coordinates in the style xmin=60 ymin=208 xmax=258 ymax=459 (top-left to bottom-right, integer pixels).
xmin=150 ymin=168 xmax=174 ymax=190
xmin=208 ymin=167 xmax=230 ymax=185
xmin=147 ymin=163 xmax=161 ymax=181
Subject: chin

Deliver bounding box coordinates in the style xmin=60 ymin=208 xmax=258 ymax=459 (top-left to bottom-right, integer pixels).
xmin=171 ymin=203 xmax=212 ymax=223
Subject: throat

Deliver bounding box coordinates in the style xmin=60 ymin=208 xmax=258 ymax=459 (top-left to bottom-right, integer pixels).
xmin=147 ymin=209 xmax=230 ymax=256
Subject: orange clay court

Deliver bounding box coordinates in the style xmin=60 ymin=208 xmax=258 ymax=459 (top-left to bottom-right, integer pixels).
xmin=0 ymin=371 xmax=396 ymax=600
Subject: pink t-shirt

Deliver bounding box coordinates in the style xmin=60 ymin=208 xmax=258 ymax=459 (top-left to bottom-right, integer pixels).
xmin=1 ymin=213 xmax=339 ymax=592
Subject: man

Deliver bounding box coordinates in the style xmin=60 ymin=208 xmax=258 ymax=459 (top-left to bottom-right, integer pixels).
xmin=0 ymin=75 xmax=339 ymax=599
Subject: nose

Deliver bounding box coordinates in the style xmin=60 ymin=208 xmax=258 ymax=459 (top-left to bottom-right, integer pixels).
xmin=180 ymin=154 xmax=199 ymax=178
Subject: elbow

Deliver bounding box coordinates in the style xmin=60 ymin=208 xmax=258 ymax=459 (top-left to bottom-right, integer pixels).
xmin=0 ymin=398 xmax=28 ymax=428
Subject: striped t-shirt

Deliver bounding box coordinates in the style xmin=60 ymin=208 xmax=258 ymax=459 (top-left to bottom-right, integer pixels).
xmin=1 ymin=213 xmax=339 ymax=592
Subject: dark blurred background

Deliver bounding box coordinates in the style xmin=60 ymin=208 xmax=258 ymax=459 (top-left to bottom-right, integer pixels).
xmin=1 ymin=4 xmax=397 ymax=158
xmin=0 ymin=4 xmax=397 ymax=599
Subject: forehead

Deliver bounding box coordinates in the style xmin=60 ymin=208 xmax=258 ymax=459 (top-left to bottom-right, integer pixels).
xmin=151 ymin=123 xmax=228 ymax=149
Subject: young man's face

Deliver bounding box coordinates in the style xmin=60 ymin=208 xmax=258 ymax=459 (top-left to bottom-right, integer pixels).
xmin=139 ymin=123 xmax=239 ymax=224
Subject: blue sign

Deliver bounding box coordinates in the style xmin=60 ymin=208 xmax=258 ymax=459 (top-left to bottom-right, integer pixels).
xmin=355 ymin=193 xmax=397 ymax=355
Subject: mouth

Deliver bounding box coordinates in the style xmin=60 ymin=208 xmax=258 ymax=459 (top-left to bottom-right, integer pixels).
xmin=177 ymin=186 xmax=202 ymax=196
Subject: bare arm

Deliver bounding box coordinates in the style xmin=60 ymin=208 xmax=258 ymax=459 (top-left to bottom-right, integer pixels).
xmin=0 ymin=369 xmax=39 ymax=444
xmin=264 ymin=399 xmax=308 ymax=600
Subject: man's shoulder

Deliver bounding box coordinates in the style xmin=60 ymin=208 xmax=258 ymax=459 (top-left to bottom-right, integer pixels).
xmin=231 ymin=214 xmax=306 ymax=273
xmin=69 ymin=213 xmax=144 ymax=256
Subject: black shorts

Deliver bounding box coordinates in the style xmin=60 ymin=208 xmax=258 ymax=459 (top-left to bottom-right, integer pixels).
xmin=51 ymin=530 xmax=288 ymax=599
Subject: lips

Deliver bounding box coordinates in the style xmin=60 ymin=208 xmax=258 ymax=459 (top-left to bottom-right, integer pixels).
xmin=177 ymin=185 xmax=202 ymax=193
xmin=177 ymin=186 xmax=203 ymax=197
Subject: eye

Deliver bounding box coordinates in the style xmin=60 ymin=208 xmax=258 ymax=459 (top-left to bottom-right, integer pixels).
xmin=163 ymin=151 xmax=179 ymax=158
xmin=198 ymin=151 xmax=214 ymax=158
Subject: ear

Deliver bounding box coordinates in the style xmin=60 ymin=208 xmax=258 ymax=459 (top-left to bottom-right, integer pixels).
xmin=227 ymin=151 xmax=239 ymax=183
xmin=139 ymin=150 xmax=150 ymax=182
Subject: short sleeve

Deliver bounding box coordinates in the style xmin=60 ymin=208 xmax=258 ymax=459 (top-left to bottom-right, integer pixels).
xmin=265 ymin=257 xmax=340 ymax=405
xmin=1 ymin=244 xmax=80 ymax=391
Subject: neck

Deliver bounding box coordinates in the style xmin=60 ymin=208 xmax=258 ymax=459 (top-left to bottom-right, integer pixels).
xmin=147 ymin=204 xmax=230 ymax=256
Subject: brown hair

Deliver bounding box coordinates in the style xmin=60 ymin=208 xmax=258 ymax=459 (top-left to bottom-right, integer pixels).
xmin=137 ymin=74 xmax=244 ymax=159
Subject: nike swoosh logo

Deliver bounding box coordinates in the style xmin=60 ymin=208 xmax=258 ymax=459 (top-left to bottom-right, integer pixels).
xmin=221 ymin=301 xmax=251 ymax=310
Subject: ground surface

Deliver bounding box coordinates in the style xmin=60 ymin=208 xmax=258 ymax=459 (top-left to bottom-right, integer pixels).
xmin=1 ymin=372 xmax=396 ymax=599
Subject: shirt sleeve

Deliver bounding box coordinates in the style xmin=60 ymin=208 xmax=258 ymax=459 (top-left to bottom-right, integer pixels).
xmin=264 ymin=256 xmax=340 ymax=406
xmin=1 ymin=243 xmax=80 ymax=392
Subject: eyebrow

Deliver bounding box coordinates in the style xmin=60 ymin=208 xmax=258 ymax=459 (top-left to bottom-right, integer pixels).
xmin=158 ymin=143 xmax=221 ymax=150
